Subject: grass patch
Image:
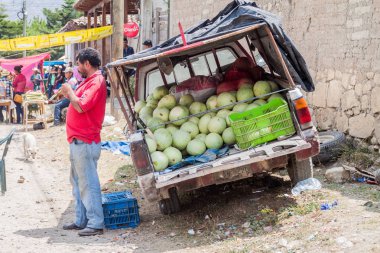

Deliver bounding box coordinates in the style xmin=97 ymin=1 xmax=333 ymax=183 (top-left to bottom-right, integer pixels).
xmin=102 ymin=164 xmax=138 ymax=193
xmin=322 ymin=181 xmax=380 ymax=202
xmin=340 ymin=139 xmax=380 ymax=169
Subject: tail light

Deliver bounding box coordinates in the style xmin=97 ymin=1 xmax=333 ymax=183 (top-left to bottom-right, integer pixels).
xmin=289 ymin=88 xmax=313 ymax=129
xmin=129 ymin=132 xmax=154 ymax=176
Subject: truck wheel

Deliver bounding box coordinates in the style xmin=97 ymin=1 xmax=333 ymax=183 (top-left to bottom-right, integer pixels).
xmin=158 ymin=187 xmax=180 ymax=215
xmin=312 ymin=131 xmax=345 ymax=164
xmin=287 ymin=156 xmax=313 ymax=186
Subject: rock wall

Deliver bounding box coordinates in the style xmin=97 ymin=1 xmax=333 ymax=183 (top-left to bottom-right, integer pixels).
xmin=170 ymin=0 xmax=380 ymax=143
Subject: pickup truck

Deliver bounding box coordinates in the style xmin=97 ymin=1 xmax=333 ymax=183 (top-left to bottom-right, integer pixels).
xmin=106 ymin=1 xmax=319 ymax=214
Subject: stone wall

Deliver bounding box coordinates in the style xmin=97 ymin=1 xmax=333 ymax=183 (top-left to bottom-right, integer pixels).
xmin=169 ymin=0 xmax=380 ymax=143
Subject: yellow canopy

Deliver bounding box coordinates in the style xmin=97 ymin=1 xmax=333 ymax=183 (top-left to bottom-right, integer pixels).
xmin=0 ymin=26 xmax=113 ymax=52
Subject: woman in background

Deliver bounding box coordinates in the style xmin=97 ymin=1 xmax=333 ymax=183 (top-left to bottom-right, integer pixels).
xmin=12 ymin=65 xmax=26 ymax=124
xmin=55 ymin=67 xmax=65 ymax=89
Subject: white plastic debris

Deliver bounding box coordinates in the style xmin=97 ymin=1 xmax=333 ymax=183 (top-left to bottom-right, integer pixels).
xmin=291 ymin=178 xmax=322 ymax=196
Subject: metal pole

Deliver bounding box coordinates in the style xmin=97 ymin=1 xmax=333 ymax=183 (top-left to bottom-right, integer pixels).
xmin=22 ymin=0 xmax=27 ymax=57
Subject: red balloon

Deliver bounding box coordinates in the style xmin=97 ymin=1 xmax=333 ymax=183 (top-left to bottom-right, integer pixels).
xmin=124 ymin=22 xmax=139 ymax=38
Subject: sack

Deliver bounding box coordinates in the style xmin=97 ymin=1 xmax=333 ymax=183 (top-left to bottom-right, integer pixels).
xmin=14 ymin=94 xmax=23 ymax=103
xmin=171 ymin=75 xmax=219 ymax=102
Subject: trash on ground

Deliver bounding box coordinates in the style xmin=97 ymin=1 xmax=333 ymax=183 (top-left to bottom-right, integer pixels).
xmin=188 ymin=229 xmax=195 ymax=236
xmin=291 ymin=178 xmax=322 ymax=196
xmin=17 ymin=176 xmax=25 ymax=184
xmin=320 ymin=200 xmax=338 ymax=210
xmin=103 ymin=115 xmax=117 ymax=126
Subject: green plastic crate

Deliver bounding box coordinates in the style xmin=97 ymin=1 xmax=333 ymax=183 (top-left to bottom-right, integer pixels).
xmin=228 ymin=98 xmax=296 ymax=150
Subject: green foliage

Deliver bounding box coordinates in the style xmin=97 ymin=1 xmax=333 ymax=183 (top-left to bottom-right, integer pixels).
xmin=0 ymin=5 xmax=23 ymax=39
xmin=43 ymin=0 xmax=81 ymax=32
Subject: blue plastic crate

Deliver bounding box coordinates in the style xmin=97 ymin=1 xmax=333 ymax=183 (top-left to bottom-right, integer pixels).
xmin=102 ymin=191 xmax=140 ymax=230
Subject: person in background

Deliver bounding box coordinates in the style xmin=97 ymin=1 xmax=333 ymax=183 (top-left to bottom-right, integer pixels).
xmin=123 ymin=38 xmax=134 ymax=58
xmin=68 ymin=61 xmax=73 ymax=68
xmin=61 ymin=47 xmax=106 ymax=236
xmin=0 ymin=67 xmax=9 ymax=122
xmin=31 ymin=68 xmax=43 ymax=91
xmin=52 ymin=67 xmax=78 ymax=126
xmin=55 ymin=67 xmax=65 ymax=89
xmin=47 ymin=67 xmax=57 ymax=98
xmin=142 ymin=39 xmax=153 ymax=50
xmin=12 ymin=65 xmax=26 ymax=124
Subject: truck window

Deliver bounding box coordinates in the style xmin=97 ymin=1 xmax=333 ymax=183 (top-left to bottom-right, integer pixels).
xmin=206 ymin=48 xmax=237 ymax=73
xmin=173 ymin=62 xmax=191 ymax=83
xmin=190 ymin=55 xmax=211 ymax=76
xmin=146 ymin=69 xmax=164 ymax=97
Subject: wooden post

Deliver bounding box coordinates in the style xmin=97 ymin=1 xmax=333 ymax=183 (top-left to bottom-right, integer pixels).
xmin=87 ymin=12 xmax=91 ymax=47
xmin=102 ymin=4 xmax=107 ymax=66
xmin=124 ymin=0 xmax=129 ymax=24
xmin=94 ymin=10 xmax=98 ymax=50
xmin=110 ymin=0 xmax=124 ymax=119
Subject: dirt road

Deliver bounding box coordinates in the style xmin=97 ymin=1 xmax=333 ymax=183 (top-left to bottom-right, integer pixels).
xmin=1 ymin=123 xmax=380 ymax=253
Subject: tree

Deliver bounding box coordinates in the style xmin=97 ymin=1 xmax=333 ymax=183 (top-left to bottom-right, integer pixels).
xmin=0 ymin=5 xmax=23 ymax=39
xmin=43 ymin=0 xmax=81 ymax=32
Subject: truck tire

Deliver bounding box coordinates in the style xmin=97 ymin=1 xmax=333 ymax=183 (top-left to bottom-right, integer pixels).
xmin=287 ymin=156 xmax=313 ymax=186
xmin=312 ymin=131 xmax=345 ymax=164
xmin=158 ymin=187 xmax=181 ymax=215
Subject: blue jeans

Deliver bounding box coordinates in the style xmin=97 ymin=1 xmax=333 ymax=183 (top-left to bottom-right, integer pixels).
xmin=14 ymin=92 xmax=24 ymax=124
xmin=54 ymin=98 xmax=70 ymax=125
xmin=69 ymin=140 xmax=104 ymax=229
xmin=47 ymin=85 xmax=54 ymax=99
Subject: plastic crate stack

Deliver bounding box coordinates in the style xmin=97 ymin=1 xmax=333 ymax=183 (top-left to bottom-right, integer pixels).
xmin=102 ymin=191 xmax=140 ymax=230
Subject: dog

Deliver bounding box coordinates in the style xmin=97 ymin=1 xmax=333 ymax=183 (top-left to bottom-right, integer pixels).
xmin=23 ymin=133 xmax=38 ymax=160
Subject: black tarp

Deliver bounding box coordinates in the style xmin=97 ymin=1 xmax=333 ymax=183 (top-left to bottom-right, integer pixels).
xmin=107 ymin=0 xmax=315 ymax=92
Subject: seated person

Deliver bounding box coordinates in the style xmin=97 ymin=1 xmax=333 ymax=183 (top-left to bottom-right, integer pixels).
xmin=52 ymin=67 xmax=77 ymax=126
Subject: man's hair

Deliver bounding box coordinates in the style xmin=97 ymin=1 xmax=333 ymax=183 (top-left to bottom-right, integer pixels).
xmin=76 ymin=48 xmax=101 ymax=68
xmin=143 ymin=40 xmax=152 ymax=47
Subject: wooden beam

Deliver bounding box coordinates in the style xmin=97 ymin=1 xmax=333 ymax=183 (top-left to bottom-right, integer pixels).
xmin=102 ymin=4 xmax=107 ymax=66
xmin=87 ymin=12 xmax=91 ymax=47
xmin=94 ymin=10 xmax=98 ymax=50
xmin=124 ymin=0 xmax=129 ymax=23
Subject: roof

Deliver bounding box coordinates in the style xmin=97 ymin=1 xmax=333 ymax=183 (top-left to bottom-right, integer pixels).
xmin=74 ymin=0 xmax=139 ymax=14
xmin=107 ymin=0 xmax=315 ymax=92
xmin=58 ymin=15 xmax=111 ymax=32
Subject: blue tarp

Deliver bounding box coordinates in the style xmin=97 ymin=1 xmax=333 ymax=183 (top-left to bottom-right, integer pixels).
xmin=160 ymin=146 xmax=230 ymax=174
xmin=101 ymin=141 xmax=131 ymax=155
xmin=43 ymin=61 xmax=66 ymax=66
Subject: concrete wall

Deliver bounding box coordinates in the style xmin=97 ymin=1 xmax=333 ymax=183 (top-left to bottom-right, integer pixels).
xmin=169 ymin=0 xmax=380 ymax=143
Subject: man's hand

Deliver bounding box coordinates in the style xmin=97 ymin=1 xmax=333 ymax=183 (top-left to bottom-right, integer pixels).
xmin=61 ymin=82 xmax=83 ymax=113
xmin=61 ymin=83 xmax=71 ymax=97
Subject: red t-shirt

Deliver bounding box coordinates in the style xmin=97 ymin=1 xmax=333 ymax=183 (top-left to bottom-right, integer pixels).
xmin=66 ymin=70 xmax=107 ymax=144
xmin=13 ymin=74 xmax=26 ymax=93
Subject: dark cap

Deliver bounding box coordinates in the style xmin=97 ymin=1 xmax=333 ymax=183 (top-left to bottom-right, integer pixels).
xmin=143 ymin=40 xmax=152 ymax=47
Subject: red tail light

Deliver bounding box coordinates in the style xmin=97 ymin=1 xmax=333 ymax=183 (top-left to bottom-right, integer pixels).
xmin=289 ymin=89 xmax=313 ymax=129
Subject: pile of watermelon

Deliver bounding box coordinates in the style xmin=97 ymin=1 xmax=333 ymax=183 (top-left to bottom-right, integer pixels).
xmin=134 ymin=57 xmax=285 ymax=172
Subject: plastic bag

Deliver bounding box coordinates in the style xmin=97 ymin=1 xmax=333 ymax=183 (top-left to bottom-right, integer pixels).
xmin=171 ymin=75 xmax=219 ymax=102
xmin=291 ymin=178 xmax=322 ymax=196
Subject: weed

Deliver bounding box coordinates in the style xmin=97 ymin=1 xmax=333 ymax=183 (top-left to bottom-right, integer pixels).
xmin=340 ymin=139 xmax=380 ymax=169
xmin=278 ymin=201 xmax=319 ymax=219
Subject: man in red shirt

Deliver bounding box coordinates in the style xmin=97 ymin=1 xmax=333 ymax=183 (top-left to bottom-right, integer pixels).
xmin=61 ymin=48 xmax=106 ymax=236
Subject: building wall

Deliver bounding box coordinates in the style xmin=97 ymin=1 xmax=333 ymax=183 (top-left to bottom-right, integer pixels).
xmin=170 ymin=0 xmax=380 ymax=143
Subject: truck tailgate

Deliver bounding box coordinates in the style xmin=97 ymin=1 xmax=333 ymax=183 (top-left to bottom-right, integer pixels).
xmin=155 ymin=136 xmax=311 ymax=188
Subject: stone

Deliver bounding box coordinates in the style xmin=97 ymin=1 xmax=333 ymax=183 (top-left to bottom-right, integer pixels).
xmin=327 ymin=69 xmax=335 ymax=81
xmin=375 ymin=120 xmax=380 ymax=143
xmin=351 ymin=30 xmax=369 ymax=40
xmin=335 ymin=71 xmax=343 ymax=80
xmin=346 ymin=109 xmax=354 ymax=116
xmin=349 ymin=114 xmax=375 ymax=138
xmin=352 ymin=106 xmax=361 ymax=115
xmin=326 ymin=80 xmax=342 ymax=108
xmin=315 ymin=108 xmax=335 ymax=130
xmin=362 ymin=81 xmax=373 ymax=94
xmin=354 ymin=83 xmax=362 ymax=96
xmin=374 ymin=74 xmax=380 ymax=85
xmin=325 ymin=167 xmax=351 ymax=183
xmin=371 ymin=137 xmax=378 ymax=145
xmin=336 ymin=113 xmax=349 ymax=132
xmin=342 ymin=90 xmax=360 ymax=111
xmin=367 ymin=72 xmax=375 ymax=79
xmin=336 ymin=236 xmax=354 ymax=249
xmin=341 ymin=73 xmax=351 ymax=89
xmin=361 ymin=95 xmax=370 ymax=110
xmin=371 ymin=87 xmax=380 ymax=113
xmin=312 ymin=82 xmax=328 ymax=107
xmin=350 ymin=75 xmax=357 ymax=86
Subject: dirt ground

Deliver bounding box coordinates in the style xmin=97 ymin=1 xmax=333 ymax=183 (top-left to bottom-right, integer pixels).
xmin=1 ymin=118 xmax=380 ymax=253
